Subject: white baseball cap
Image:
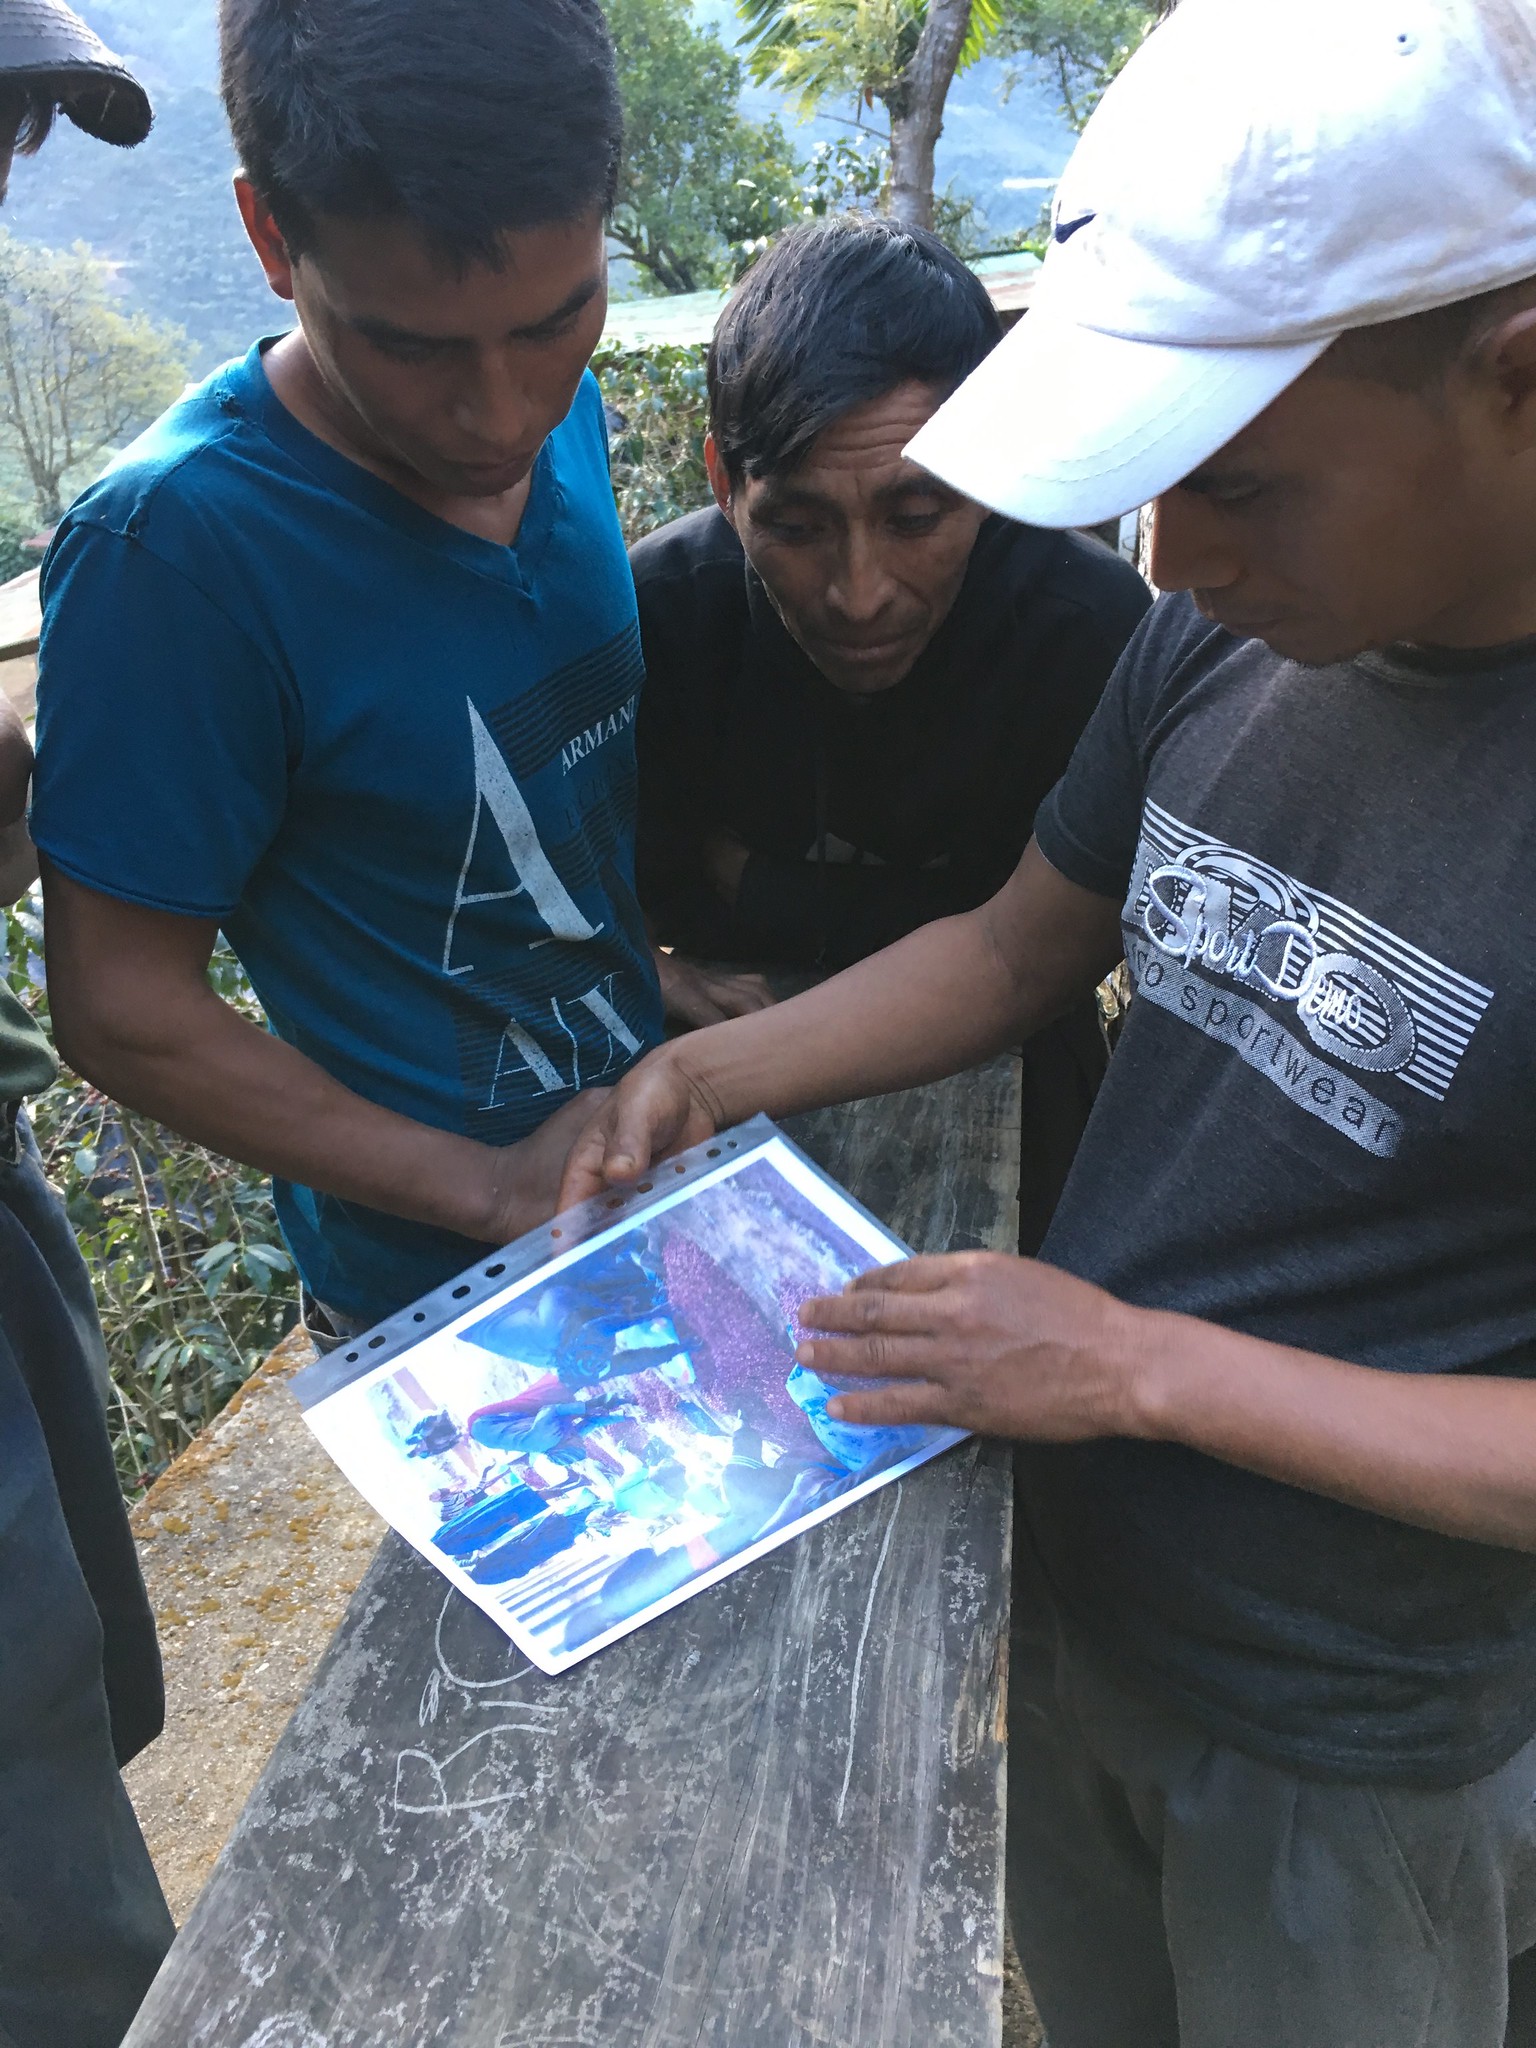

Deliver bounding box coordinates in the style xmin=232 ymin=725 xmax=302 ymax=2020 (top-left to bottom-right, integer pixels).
xmin=907 ymin=0 xmax=1536 ymax=529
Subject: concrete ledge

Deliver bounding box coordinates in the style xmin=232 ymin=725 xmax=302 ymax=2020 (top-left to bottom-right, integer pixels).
xmin=125 ymin=1327 xmax=385 ymax=1922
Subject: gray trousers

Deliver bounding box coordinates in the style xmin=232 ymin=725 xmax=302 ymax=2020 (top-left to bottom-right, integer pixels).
xmin=1008 ymin=1527 xmax=1536 ymax=2048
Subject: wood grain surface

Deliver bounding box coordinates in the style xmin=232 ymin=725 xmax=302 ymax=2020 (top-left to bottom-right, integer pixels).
xmin=0 ymin=569 xmax=40 ymax=664
xmin=125 ymin=1060 xmax=1021 ymax=2048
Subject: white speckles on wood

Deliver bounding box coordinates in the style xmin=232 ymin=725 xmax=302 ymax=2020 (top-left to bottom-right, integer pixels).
xmin=124 ymin=1062 xmax=1021 ymax=2048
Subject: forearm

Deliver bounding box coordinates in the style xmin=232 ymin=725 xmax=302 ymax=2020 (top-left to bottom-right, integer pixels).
xmin=664 ymin=904 xmax=1025 ymax=1128
xmin=669 ymin=840 xmax=1121 ymax=1127
xmin=63 ymin=981 xmax=508 ymax=1242
xmin=564 ymin=843 xmax=1125 ymax=1200
xmin=0 ymin=818 xmax=38 ymax=904
xmin=1133 ymin=1309 xmax=1536 ymax=1552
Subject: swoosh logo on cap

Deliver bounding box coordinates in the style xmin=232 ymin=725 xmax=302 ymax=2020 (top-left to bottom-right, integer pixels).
xmin=1053 ymin=210 xmax=1096 ymax=243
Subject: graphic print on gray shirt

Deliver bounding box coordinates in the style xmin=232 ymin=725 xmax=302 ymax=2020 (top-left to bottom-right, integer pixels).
xmin=1029 ymin=592 xmax=1536 ymax=1788
xmin=1125 ymin=798 xmax=1494 ymax=1159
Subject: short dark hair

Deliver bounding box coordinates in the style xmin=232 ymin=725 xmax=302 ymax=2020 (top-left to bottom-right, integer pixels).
xmin=220 ymin=0 xmax=623 ymax=267
xmin=1327 ymin=275 xmax=1536 ymax=392
xmin=707 ymin=214 xmax=1003 ymax=480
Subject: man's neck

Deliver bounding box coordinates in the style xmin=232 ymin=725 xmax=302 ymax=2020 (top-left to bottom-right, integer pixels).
xmin=1408 ymin=561 xmax=1536 ymax=654
xmin=262 ymin=330 xmax=534 ymax=548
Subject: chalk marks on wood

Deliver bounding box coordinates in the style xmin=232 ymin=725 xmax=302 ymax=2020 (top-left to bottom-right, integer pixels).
xmin=123 ymin=1061 xmax=1020 ymax=2048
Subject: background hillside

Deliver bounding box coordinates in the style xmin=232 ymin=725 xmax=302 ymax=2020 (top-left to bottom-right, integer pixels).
xmin=3 ymin=0 xmax=1074 ymax=376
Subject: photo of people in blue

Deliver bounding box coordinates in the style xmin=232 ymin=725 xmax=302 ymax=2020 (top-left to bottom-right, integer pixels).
xmin=355 ymin=1146 xmax=959 ymax=1668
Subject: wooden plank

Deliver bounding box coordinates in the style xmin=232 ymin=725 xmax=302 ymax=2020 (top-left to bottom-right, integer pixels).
xmin=125 ymin=1060 xmax=1020 ymax=2048
xmin=0 ymin=569 xmax=40 ymax=664
xmin=0 ymin=655 xmax=36 ymax=723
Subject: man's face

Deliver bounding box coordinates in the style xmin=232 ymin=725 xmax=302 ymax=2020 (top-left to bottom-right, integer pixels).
xmin=710 ymin=380 xmax=987 ymax=695
xmin=1151 ymin=335 xmax=1536 ymax=663
xmin=237 ymin=185 xmax=608 ymax=500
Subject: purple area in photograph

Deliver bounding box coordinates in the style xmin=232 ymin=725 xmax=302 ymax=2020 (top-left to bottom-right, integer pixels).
xmin=660 ymin=1232 xmax=828 ymax=1462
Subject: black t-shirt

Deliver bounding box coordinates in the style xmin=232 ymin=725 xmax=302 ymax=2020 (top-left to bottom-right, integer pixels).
xmin=1031 ymin=591 xmax=1536 ymax=1788
xmin=631 ymin=505 xmax=1151 ymax=970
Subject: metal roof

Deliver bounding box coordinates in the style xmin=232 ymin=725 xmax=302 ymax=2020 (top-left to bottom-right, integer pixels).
xmin=599 ymin=249 xmax=1040 ymax=352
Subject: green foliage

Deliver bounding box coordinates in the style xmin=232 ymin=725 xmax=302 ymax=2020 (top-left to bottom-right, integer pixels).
xmin=4 ymin=84 xmax=288 ymax=379
xmin=994 ymin=0 xmax=1161 ymax=128
xmin=771 ymin=132 xmax=1036 ymax=260
xmin=596 ymin=343 xmax=712 ymax=542
xmin=0 ymin=228 xmax=190 ymax=523
xmin=607 ymin=0 xmax=807 ymax=294
xmin=738 ymin=0 xmax=1002 ymax=114
xmin=0 ymin=510 xmax=37 ymax=584
xmin=797 ymin=133 xmax=888 ymax=214
xmin=2 ymin=898 xmax=295 ymax=1497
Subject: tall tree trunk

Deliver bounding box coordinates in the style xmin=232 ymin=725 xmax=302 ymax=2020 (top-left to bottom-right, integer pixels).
xmin=885 ymin=0 xmax=976 ymax=229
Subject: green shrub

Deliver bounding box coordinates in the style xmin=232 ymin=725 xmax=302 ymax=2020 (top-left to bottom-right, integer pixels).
xmin=0 ymin=511 xmax=37 ymax=585
xmin=2 ymin=898 xmax=295 ymax=1496
xmin=596 ymin=342 xmax=712 ymax=543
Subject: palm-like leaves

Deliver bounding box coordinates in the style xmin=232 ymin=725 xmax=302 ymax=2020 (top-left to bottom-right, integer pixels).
xmin=738 ymin=0 xmax=1001 ymax=113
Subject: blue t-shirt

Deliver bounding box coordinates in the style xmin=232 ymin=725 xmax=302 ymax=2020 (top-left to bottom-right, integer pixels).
xmin=32 ymin=344 xmax=663 ymax=1323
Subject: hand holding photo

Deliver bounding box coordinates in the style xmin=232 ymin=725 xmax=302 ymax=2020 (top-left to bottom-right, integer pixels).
xmin=799 ymin=1249 xmax=1139 ymax=1443
xmin=300 ymin=1123 xmax=966 ymax=1673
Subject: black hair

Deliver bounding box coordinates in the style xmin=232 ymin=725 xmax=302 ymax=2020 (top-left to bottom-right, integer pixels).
xmin=220 ymin=0 xmax=623 ymax=267
xmin=707 ymin=214 xmax=1003 ymax=480
xmin=0 ymin=83 xmax=58 ymax=161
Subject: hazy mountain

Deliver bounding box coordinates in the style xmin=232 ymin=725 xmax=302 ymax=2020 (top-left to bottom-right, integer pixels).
xmin=3 ymin=0 xmax=1075 ymax=375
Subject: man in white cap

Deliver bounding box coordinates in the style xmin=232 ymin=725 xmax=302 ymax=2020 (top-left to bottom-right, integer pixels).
xmin=560 ymin=0 xmax=1536 ymax=2039
xmin=0 ymin=10 xmax=172 ymax=2047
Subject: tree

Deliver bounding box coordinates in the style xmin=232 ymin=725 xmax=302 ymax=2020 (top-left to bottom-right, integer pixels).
xmin=606 ymin=0 xmax=806 ymax=295
xmin=995 ymin=0 xmax=1167 ymax=130
xmin=0 ymin=230 xmax=188 ymax=524
xmin=736 ymin=0 xmax=1003 ymax=231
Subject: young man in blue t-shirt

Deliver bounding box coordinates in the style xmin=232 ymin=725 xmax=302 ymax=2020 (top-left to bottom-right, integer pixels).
xmin=30 ymin=0 xmax=759 ymax=1333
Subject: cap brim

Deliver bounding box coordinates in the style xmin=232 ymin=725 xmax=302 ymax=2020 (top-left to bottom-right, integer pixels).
xmin=0 ymin=0 xmax=151 ymax=146
xmin=906 ymin=306 xmax=1330 ymax=529
xmin=57 ymin=71 xmax=153 ymax=147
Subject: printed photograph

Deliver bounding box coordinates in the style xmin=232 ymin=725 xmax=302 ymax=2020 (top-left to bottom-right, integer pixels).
xmin=304 ymin=1135 xmax=964 ymax=1672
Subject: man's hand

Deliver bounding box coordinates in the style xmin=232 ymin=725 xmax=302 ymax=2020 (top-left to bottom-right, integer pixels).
xmin=0 ymin=696 xmax=39 ymax=903
xmin=797 ymin=1251 xmax=1145 ymax=1439
xmin=655 ymin=947 xmax=775 ymax=1030
xmin=480 ymin=1086 xmax=613 ymax=1244
xmin=802 ymin=1250 xmax=1536 ymax=1556
xmin=702 ymin=828 xmax=751 ymax=909
xmin=557 ymin=1047 xmax=724 ymax=1209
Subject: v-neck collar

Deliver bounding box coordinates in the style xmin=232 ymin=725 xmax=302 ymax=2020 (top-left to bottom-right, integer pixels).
xmin=226 ymin=340 xmax=561 ymax=594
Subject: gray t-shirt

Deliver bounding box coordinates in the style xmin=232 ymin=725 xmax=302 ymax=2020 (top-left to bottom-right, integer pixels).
xmin=1030 ymin=591 xmax=1536 ymax=1788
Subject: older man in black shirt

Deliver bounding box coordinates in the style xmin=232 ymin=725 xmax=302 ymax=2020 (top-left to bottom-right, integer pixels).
xmin=632 ymin=217 xmax=1149 ymax=1240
